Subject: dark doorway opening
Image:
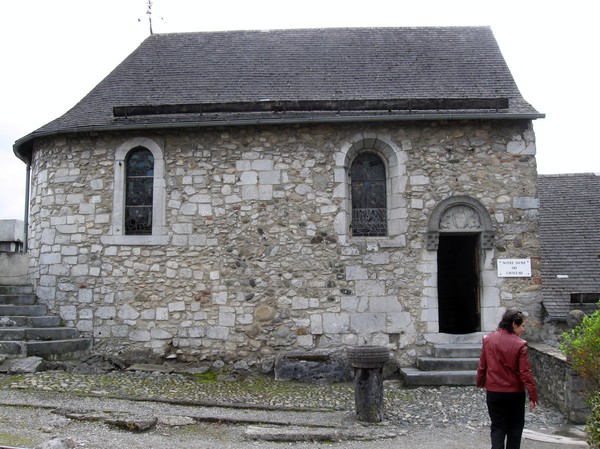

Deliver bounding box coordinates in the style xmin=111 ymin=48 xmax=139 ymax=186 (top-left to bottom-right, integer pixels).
xmin=437 ymin=234 xmax=480 ymax=334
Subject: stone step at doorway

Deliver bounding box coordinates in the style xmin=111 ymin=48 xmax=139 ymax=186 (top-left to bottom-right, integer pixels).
xmin=401 ymin=343 xmax=482 ymax=387
xmin=0 ymin=284 xmax=92 ymax=360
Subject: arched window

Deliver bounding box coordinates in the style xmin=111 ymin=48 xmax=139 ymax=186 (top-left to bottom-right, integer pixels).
xmin=102 ymin=137 xmax=167 ymax=245
xmin=351 ymin=153 xmax=387 ymax=237
xmin=125 ymin=147 xmax=154 ymax=235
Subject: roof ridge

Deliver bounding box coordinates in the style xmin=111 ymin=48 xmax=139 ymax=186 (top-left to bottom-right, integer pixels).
xmin=539 ymin=173 xmax=600 ymax=178
xmin=150 ymin=25 xmax=493 ymax=36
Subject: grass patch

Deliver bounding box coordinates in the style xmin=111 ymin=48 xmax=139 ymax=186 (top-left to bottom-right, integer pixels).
xmin=190 ymin=371 xmax=219 ymax=383
xmin=0 ymin=432 xmax=37 ymax=447
xmin=0 ymin=374 xmax=26 ymax=388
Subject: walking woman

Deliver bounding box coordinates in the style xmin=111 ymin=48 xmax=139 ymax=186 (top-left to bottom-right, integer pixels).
xmin=476 ymin=309 xmax=539 ymax=449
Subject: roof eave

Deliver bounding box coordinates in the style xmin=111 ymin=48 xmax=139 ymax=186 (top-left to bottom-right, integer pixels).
xmin=13 ymin=111 xmax=545 ymax=164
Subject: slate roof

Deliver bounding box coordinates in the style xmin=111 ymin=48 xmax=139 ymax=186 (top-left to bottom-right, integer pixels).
xmin=538 ymin=174 xmax=600 ymax=320
xmin=14 ymin=27 xmax=543 ymax=162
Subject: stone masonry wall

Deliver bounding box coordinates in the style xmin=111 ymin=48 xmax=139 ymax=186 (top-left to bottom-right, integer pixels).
xmin=26 ymin=120 xmax=541 ymax=366
xmin=529 ymin=343 xmax=590 ymax=424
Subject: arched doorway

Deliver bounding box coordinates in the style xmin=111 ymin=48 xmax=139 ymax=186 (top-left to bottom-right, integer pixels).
xmin=437 ymin=233 xmax=480 ymax=333
xmin=427 ymin=197 xmax=495 ymax=335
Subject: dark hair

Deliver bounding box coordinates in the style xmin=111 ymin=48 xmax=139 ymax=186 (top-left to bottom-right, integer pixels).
xmin=498 ymin=309 xmax=525 ymax=332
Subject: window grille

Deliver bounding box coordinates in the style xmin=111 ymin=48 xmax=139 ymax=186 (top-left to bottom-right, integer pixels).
xmin=351 ymin=153 xmax=387 ymax=236
xmin=125 ymin=147 xmax=154 ymax=235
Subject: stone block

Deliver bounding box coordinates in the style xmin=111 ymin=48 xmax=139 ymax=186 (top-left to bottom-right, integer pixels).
xmin=119 ymin=304 xmax=140 ymax=320
xmin=481 ymin=287 xmax=500 ymax=308
xmin=387 ymin=312 xmax=413 ymax=333
xmin=364 ymin=252 xmax=391 ymax=265
xmin=39 ymin=253 xmax=61 ymax=265
xmin=77 ymin=288 xmax=92 ymax=303
xmin=354 ymin=280 xmax=385 ymax=296
xmin=350 ymin=313 xmax=386 ymax=334
xmin=213 ymin=292 xmax=227 ymax=305
xmin=346 ymin=266 xmax=368 ymax=280
xmin=310 ymin=314 xmax=323 ymax=334
xmin=168 ymin=301 xmax=185 ymax=312
xmin=296 ymin=334 xmax=314 ymax=347
xmin=60 ymin=306 xmax=77 ymax=321
xmin=274 ymin=351 xmax=352 ymax=383
xmin=322 ymin=312 xmax=350 ymax=334
xmin=219 ymin=312 xmax=236 ymax=327
xmin=291 ymin=297 xmax=309 ymax=310
xmin=340 ymin=296 xmax=360 ymax=312
xmin=77 ymin=320 xmax=93 ymax=332
xmin=96 ymin=307 xmax=117 ymax=319
xmin=180 ymin=203 xmax=197 ymax=215
xmin=258 ymin=170 xmax=281 ymax=184
xmin=258 ymin=185 xmax=273 ymax=200
xmin=513 ymin=196 xmax=539 ymax=209
xmin=242 ymin=185 xmax=259 ymax=200
xmin=369 ymin=296 xmax=403 ymax=312
xmin=207 ymin=326 xmax=229 ymax=340
xmin=40 ymin=228 xmax=56 ymax=245
xmin=239 ymin=171 xmax=258 ymax=185
xmin=172 ymin=223 xmax=193 ymax=234
xmin=129 ymin=329 xmax=151 ymax=342
xmin=156 ymin=307 xmax=169 ymax=320
xmin=150 ymin=328 xmax=172 ymax=339
xmin=410 ymin=174 xmax=429 ymax=186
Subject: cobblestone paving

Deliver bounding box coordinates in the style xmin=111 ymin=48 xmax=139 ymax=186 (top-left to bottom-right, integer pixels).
xmin=0 ymin=370 xmax=568 ymax=432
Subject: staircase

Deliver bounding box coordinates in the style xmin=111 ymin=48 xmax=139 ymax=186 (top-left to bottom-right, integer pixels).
xmin=401 ymin=343 xmax=481 ymax=386
xmin=0 ymin=285 xmax=92 ymax=359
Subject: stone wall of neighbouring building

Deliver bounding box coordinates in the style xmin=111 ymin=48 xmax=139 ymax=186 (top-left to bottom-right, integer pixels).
xmin=0 ymin=219 xmax=24 ymax=253
xmin=0 ymin=252 xmax=29 ymax=286
xmin=529 ymin=343 xmax=590 ymax=424
xmin=25 ymin=120 xmax=541 ymax=366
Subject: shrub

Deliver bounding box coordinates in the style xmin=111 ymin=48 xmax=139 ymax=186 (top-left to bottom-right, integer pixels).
xmin=560 ymin=304 xmax=600 ymax=391
xmin=588 ymin=392 xmax=600 ymax=449
xmin=561 ymin=303 xmax=600 ymax=448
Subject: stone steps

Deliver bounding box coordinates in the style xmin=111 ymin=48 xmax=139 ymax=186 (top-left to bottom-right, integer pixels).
xmin=416 ymin=356 xmax=479 ymax=371
xmin=0 ymin=285 xmax=92 ymax=360
xmin=0 ymin=327 xmax=79 ymax=341
xmin=0 ymin=338 xmax=93 ymax=358
xmin=401 ymin=343 xmax=481 ymax=386
xmin=401 ymin=367 xmax=477 ymax=386
xmin=434 ymin=343 xmax=482 ymax=358
xmin=0 ymin=285 xmax=33 ymax=295
xmin=0 ymin=304 xmax=48 ymax=316
xmin=0 ymin=315 xmax=61 ymax=327
xmin=0 ymin=293 xmax=37 ymax=305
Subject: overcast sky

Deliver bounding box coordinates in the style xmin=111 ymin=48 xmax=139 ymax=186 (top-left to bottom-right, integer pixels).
xmin=1 ymin=0 xmax=598 ymax=220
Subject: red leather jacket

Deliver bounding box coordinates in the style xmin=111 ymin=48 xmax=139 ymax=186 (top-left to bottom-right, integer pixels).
xmin=476 ymin=329 xmax=538 ymax=404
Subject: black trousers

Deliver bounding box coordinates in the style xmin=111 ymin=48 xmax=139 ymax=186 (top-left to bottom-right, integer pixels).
xmin=486 ymin=391 xmax=526 ymax=449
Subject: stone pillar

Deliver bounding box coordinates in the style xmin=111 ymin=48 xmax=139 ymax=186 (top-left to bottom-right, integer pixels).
xmin=347 ymin=346 xmax=390 ymax=422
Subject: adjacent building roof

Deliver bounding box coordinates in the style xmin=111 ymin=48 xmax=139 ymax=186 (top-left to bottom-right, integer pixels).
xmin=538 ymin=173 xmax=600 ymax=320
xmin=14 ymin=26 xmax=543 ymax=163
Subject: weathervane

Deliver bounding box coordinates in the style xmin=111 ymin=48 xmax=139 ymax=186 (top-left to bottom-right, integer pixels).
xmin=138 ymin=1 xmax=160 ymax=35
xmin=146 ymin=0 xmax=153 ymax=35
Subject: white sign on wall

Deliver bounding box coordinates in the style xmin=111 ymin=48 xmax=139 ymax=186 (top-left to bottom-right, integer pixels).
xmin=497 ymin=259 xmax=532 ymax=278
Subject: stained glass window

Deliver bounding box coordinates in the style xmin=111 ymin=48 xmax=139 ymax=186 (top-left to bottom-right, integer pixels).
xmin=351 ymin=153 xmax=387 ymax=237
xmin=125 ymin=147 xmax=154 ymax=235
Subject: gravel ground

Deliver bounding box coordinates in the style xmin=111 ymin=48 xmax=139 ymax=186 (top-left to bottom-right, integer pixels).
xmin=0 ymin=369 xmax=589 ymax=449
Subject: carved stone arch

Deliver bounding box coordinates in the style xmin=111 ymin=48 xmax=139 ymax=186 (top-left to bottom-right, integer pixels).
xmin=109 ymin=137 xmax=167 ymax=240
xmin=333 ymin=134 xmax=407 ymax=245
xmin=343 ymin=135 xmax=399 ymax=170
xmin=426 ymin=196 xmax=494 ymax=250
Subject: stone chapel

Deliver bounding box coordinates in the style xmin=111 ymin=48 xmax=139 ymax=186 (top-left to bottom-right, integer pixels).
xmin=13 ymin=27 xmax=544 ymax=366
